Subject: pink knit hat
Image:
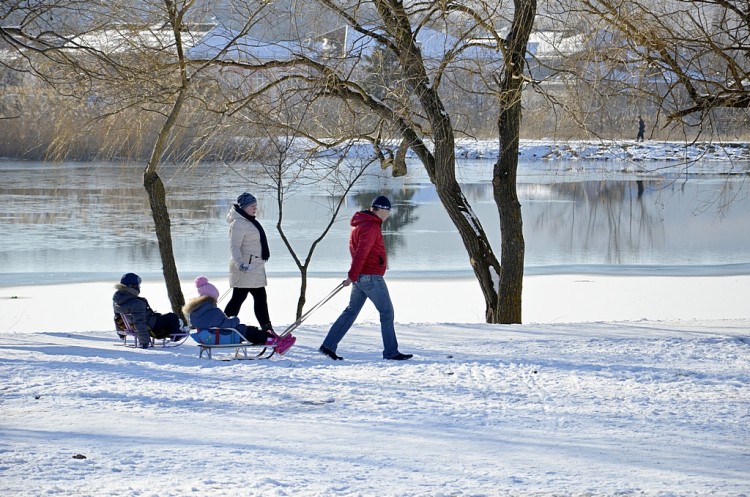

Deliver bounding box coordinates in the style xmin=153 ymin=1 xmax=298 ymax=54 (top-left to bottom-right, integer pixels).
xmin=195 ymin=276 xmax=219 ymax=300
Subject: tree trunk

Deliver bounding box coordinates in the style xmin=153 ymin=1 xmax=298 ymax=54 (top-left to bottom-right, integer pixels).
xmin=374 ymin=0 xmax=505 ymax=322
xmin=143 ymin=169 xmax=185 ymax=320
xmin=139 ymin=0 xmax=188 ymax=320
xmin=429 ymin=133 xmax=503 ymax=322
xmin=295 ymin=269 xmax=308 ymax=322
xmin=491 ymin=0 xmax=536 ymax=323
xmin=142 ymin=87 xmax=188 ymax=320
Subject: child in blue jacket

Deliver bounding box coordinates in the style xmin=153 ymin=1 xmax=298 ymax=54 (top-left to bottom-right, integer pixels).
xmin=184 ymin=276 xmax=295 ymax=355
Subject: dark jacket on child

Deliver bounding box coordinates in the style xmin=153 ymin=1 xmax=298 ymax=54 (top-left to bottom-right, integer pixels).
xmin=113 ymin=284 xmax=179 ymax=344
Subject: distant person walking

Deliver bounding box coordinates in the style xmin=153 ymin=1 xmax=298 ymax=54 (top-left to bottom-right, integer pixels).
xmin=636 ymin=115 xmax=646 ymax=142
xmin=319 ymin=195 xmax=413 ymax=361
xmin=224 ymin=192 xmax=275 ymax=334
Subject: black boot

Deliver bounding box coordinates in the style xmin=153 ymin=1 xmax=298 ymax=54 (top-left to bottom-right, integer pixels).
xmin=319 ymin=345 xmax=343 ymax=360
xmin=386 ymin=353 xmax=413 ymax=361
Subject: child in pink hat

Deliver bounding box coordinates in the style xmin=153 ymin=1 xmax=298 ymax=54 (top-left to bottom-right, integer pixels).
xmin=184 ymin=276 xmax=296 ymax=354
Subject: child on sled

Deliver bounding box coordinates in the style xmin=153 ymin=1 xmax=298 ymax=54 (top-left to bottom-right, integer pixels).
xmin=184 ymin=276 xmax=296 ymax=355
xmin=113 ymin=272 xmax=186 ymax=348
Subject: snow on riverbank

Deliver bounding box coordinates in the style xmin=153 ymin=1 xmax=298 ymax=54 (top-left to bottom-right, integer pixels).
xmin=461 ymin=138 xmax=750 ymax=164
xmin=321 ymin=137 xmax=750 ymax=175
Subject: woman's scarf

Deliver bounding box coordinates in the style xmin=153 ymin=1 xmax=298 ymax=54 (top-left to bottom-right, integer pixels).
xmin=234 ymin=204 xmax=270 ymax=261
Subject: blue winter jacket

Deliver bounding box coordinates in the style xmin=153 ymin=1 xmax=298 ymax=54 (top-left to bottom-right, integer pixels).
xmin=185 ymin=297 xmax=243 ymax=329
xmin=184 ymin=296 xmax=247 ymax=345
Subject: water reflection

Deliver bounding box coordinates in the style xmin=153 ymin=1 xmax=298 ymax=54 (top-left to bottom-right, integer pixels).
xmin=522 ymin=179 xmax=666 ymax=265
xmin=0 ymin=160 xmax=749 ymax=284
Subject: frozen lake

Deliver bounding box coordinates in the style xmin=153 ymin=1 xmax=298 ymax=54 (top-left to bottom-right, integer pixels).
xmin=1 ymin=157 xmax=749 ymax=285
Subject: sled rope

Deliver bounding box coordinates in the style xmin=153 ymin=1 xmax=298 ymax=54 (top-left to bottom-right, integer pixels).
xmin=217 ymin=287 xmax=232 ymax=304
xmin=278 ymin=282 xmax=345 ymax=337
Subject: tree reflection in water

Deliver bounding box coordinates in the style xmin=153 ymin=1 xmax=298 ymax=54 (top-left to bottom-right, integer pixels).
xmin=1 ymin=160 xmax=749 ymax=282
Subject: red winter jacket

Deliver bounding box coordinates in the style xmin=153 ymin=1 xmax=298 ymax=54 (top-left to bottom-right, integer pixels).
xmin=347 ymin=210 xmax=387 ymax=282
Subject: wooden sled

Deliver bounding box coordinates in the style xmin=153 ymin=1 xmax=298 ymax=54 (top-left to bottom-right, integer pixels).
xmin=116 ymin=312 xmax=190 ymax=348
xmin=190 ymin=327 xmax=276 ymax=360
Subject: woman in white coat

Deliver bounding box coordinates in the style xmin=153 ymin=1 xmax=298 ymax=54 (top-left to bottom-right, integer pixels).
xmin=224 ymin=192 xmax=275 ymax=333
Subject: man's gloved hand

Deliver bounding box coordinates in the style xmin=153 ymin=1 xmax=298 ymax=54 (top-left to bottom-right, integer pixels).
xmin=239 ymin=263 xmax=250 ymax=272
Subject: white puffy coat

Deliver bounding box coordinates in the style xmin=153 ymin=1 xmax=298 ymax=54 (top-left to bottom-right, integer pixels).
xmin=227 ymin=207 xmax=268 ymax=289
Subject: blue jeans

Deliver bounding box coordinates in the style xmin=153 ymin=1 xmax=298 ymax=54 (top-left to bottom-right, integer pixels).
xmin=322 ymin=275 xmax=400 ymax=358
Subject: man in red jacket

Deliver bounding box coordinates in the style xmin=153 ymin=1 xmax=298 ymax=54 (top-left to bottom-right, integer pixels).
xmin=319 ymin=195 xmax=413 ymax=361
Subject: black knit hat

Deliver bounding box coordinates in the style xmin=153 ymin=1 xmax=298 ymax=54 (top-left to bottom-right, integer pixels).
xmin=371 ymin=195 xmax=391 ymax=210
xmin=120 ymin=272 xmax=142 ymax=289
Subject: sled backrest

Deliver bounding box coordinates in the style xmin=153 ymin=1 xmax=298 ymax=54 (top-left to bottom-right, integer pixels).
xmin=117 ymin=312 xmax=189 ymax=348
xmin=116 ymin=312 xmax=150 ymax=348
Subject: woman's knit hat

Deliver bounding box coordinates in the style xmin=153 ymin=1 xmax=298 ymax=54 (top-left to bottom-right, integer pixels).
xmin=237 ymin=192 xmax=257 ymax=209
xmin=195 ymin=276 xmax=219 ymax=300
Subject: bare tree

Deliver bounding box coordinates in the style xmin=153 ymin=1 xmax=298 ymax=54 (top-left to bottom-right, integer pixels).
xmin=494 ymin=0 xmax=535 ymax=322
xmin=205 ymin=0 xmax=536 ymax=323
xmin=228 ymin=126 xmax=376 ymax=321
xmin=277 ymin=147 xmax=375 ymax=321
xmin=1 ymin=0 xmax=277 ymax=318
xmin=555 ymin=0 xmax=750 ymax=137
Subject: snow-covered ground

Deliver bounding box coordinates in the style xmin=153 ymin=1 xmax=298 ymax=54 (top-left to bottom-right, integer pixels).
xmin=1 ymin=275 xmax=748 ymax=497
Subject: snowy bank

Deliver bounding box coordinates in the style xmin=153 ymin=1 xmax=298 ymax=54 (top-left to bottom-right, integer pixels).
xmin=462 ymin=139 xmax=750 ymax=164
xmin=327 ymin=137 xmax=750 ymax=169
